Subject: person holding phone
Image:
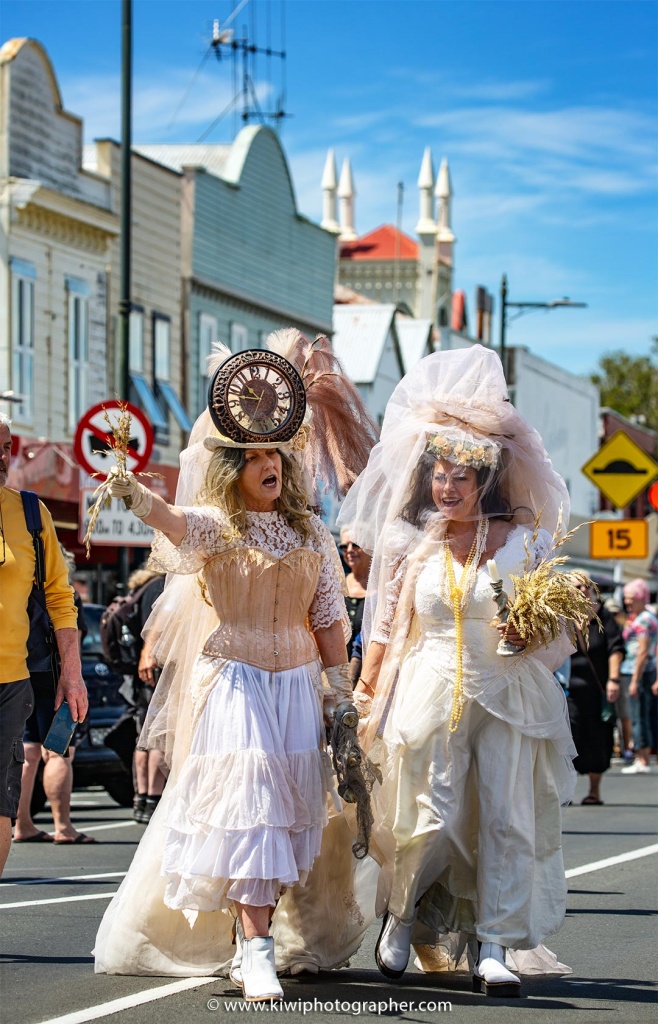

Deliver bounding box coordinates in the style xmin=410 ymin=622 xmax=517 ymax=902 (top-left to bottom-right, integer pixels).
xmin=0 ymin=414 xmax=88 ymax=873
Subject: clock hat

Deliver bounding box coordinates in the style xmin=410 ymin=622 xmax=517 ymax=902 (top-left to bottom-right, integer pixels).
xmin=203 ymin=330 xmax=378 ymax=499
xmin=205 ymin=348 xmax=307 ymax=451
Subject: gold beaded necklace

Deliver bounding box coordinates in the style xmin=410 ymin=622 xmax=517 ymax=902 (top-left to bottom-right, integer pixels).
xmin=445 ymin=518 xmax=486 ymax=733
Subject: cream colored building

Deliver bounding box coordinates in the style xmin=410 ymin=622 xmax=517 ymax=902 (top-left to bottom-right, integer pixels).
xmin=0 ymin=37 xmax=117 ymax=451
xmin=84 ymin=141 xmax=188 ymax=472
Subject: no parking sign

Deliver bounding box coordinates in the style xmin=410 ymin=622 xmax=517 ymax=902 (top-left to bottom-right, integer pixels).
xmin=74 ymin=401 xmax=154 ymax=480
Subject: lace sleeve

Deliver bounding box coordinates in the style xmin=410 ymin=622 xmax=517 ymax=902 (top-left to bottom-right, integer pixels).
xmin=526 ymin=527 xmax=554 ymax=570
xmin=308 ymin=519 xmax=350 ymax=635
xmin=370 ymin=556 xmax=407 ymax=645
xmin=149 ymin=506 xmax=232 ymax=574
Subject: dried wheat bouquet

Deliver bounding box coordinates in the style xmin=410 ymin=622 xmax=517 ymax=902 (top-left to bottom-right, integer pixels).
xmin=505 ymin=509 xmax=598 ymax=648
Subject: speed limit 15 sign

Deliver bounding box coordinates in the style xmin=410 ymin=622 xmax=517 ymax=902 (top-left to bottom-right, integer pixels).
xmin=590 ymin=519 xmax=648 ymax=560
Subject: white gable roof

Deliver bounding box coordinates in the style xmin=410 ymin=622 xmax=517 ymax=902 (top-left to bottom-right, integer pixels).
xmin=332 ymin=304 xmax=398 ymax=384
xmin=397 ymin=317 xmax=433 ymax=371
xmin=132 ymin=144 xmax=232 ymax=178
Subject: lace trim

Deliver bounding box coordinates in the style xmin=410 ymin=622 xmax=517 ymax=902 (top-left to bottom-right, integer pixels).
xmin=152 ymin=508 xmax=346 ymax=633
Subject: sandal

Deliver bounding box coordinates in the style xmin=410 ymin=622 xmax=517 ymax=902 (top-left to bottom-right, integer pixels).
xmin=581 ymin=795 xmax=603 ymax=805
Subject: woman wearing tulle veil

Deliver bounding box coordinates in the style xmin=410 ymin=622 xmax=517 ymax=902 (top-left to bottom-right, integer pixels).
xmin=93 ymin=331 xmax=379 ymax=1000
xmin=339 ymin=344 xmax=580 ymax=998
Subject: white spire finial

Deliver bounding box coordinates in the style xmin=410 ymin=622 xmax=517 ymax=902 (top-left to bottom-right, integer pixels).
xmin=321 ymin=148 xmax=337 ymax=190
xmin=436 ymin=157 xmax=454 ymax=242
xmin=321 ymin=149 xmax=339 ymax=233
xmin=416 ymin=146 xmax=436 ymax=234
xmin=338 ymin=158 xmax=357 ymax=241
xmin=435 ymin=157 xmax=452 ymax=199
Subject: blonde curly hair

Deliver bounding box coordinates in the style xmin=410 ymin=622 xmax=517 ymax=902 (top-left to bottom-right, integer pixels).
xmin=199 ymin=447 xmax=314 ymax=543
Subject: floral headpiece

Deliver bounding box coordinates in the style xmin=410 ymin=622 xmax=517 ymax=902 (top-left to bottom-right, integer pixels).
xmin=427 ymin=431 xmax=500 ymax=470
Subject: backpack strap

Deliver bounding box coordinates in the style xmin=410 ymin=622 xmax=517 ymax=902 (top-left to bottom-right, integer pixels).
xmin=20 ymin=490 xmax=46 ymax=590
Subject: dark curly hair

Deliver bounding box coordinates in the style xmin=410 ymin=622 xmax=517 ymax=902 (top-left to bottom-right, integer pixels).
xmin=400 ymin=450 xmax=514 ymax=528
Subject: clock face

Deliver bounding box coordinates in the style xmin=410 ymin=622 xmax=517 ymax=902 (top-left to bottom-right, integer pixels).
xmin=208 ymin=349 xmax=306 ymax=444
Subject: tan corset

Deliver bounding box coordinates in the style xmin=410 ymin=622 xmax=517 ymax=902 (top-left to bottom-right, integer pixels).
xmin=201 ymin=546 xmax=322 ymax=671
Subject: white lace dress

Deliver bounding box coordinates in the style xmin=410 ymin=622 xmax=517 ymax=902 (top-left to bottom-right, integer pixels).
xmin=151 ymin=507 xmax=345 ymax=912
xmin=94 ymin=508 xmax=352 ymax=976
xmin=372 ymin=525 xmax=577 ymax=967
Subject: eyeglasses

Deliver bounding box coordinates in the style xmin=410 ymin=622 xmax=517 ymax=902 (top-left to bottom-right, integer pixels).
xmin=339 ymin=542 xmax=361 ymax=553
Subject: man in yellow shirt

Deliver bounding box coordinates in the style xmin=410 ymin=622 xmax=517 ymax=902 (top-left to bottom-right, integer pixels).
xmin=0 ymin=414 xmax=88 ymax=876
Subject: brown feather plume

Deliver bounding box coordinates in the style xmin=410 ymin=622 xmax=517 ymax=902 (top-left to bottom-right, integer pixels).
xmin=266 ymin=329 xmax=379 ymax=497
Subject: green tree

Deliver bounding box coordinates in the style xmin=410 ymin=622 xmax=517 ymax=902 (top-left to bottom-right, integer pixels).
xmin=590 ymin=338 xmax=658 ymax=438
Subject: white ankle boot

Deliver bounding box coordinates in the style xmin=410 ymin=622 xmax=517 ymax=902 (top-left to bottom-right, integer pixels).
xmin=229 ymin=921 xmax=243 ymax=988
xmin=375 ymin=912 xmax=413 ymax=979
xmin=241 ymin=936 xmax=283 ymax=1002
xmin=473 ymin=942 xmax=521 ymax=998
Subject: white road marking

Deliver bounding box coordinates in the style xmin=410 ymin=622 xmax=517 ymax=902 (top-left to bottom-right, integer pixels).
xmin=0 ymin=872 xmax=126 ymax=888
xmin=0 ymin=892 xmax=116 ymax=910
xmin=565 ymin=841 xmax=658 ymax=879
xmin=35 ymin=977 xmax=217 ymax=1024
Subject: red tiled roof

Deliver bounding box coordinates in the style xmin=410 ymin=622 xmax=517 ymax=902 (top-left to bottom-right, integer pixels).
xmin=340 ymin=224 xmax=418 ymax=261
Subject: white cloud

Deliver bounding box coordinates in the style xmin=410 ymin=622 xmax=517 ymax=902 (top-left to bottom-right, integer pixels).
xmin=59 ymin=67 xmax=272 ymax=144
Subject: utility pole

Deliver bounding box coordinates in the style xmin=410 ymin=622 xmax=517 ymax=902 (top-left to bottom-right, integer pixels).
xmin=117 ymin=0 xmax=132 ymax=591
xmin=499 ymin=273 xmax=587 ymax=383
xmin=394 ymin=181 xmax=404 ymax=307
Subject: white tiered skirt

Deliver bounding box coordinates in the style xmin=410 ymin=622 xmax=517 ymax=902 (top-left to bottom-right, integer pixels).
xmin=162 ymin=656 xmax=329 ymax=911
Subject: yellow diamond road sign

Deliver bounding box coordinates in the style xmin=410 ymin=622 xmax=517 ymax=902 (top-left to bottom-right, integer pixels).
xmin=582 ymin=430 xmax=658 ymax=509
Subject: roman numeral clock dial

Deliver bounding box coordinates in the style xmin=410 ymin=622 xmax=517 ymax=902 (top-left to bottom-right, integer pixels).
xmin=208 ymin=349 xmax=306 ymax=445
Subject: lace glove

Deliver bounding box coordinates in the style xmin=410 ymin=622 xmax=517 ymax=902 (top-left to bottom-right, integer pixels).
xmin=352 ymin=691 xmax=372 ymax=720
xmin=107 ymin=467 xmax=153 ymax=519
xmin=323 ymin=663 xmax=353 ymax=727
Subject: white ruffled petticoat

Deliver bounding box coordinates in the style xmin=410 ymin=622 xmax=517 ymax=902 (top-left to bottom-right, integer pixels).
xmin=162 ymin=655 xmax=328 ymax=911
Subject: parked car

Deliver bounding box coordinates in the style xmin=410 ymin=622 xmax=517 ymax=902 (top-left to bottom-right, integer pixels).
xmin=31 ymin=603 xmax=135 ymax=815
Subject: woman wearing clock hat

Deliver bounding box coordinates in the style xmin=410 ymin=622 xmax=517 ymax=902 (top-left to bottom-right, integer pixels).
xmin=94 ymin=332 xmax=378 ymax=1000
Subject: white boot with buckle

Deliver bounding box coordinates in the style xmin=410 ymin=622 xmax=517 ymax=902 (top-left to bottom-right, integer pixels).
xmin=375 ymin=912 xmax=413 ymax=979
xmin=473 ymin=942 xmax=521 ymax=998
xmin=240 ymin=936 xmax=284 ymax=1002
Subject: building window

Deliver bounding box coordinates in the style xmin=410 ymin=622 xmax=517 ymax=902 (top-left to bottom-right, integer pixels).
xmin=153 ymin=312 xmax=193 ymax=433
xmin=230 ymin=322 xmax=248 ymax=351
xmin=10 ymin=260 xmax=36 ymax=422
xmin=153 ymin=314 xmax=171 ymax=382
xmin=129 ymin=309 xmax=144 ymax=372
xmin=66 ymin=278 xmax=91 ymax=430
xmin=198 ymin=312 xmax=217 ymax=414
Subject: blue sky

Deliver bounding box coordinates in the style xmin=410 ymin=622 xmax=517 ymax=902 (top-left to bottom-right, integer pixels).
xmin=3 ymin=0 xmax=657 ymax=375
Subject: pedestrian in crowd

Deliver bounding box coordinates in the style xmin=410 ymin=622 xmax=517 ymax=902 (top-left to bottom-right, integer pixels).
xmin=128 ymin=567 xmax=166 ymax=824
xmin=620 ymin=579 xmax=657 ymax=774
xmin=568 ymin=583 xmax=625 ymax=805
xmin=14 ymin=545 xmax=94 ymax=844
xmin=349 ymin=630 xmax=363 ymax=687
xmin=0 ymin=413 xmax=87 ymax=874
xmin=94 ymin=334 xmax=378 ymax=1000
xmin=341 ymin=345 xmax=578 ymax=996
xmin=338 ymin=525 xmax=371 ymax=660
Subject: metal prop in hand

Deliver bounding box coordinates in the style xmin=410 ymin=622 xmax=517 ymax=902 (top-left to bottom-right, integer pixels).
xmin=330 ymin=700 xmax=382 ymax=859
xmin=487 ymin=559 xmax=523 ymax=657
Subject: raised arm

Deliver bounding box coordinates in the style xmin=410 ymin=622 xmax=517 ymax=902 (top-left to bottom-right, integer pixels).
xmin=108 ymin=469 xmax=187 ymax=546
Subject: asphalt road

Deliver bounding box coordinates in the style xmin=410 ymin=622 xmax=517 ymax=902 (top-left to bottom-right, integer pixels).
xmin=1 ymin=766 xmax=656 ymax=1024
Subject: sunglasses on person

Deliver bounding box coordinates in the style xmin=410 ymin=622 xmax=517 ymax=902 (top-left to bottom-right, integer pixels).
xmin=338 ymin=542 xmax=361 ymax=553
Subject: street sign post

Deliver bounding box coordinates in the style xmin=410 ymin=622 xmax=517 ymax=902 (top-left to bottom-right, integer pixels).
xmin=590 ymin=519 xmax=649 ymax=560
xmin=74 ymin=400 xmax=154 ymax=480
xmin=581 ymin=430 xmax=658 ymax=509
xmin=78 ymin=488 xmax=154 ymax=547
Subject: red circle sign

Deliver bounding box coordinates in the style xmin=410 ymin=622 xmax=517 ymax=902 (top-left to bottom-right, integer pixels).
xmin=648 ymin=480 xmax=658 ymax=513
xmin=74 ymin=400 xmax=155 ymax=480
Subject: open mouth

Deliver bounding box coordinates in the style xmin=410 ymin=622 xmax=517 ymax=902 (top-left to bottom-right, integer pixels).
xmin=262 ymin=474 xmax=279 ymax=489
